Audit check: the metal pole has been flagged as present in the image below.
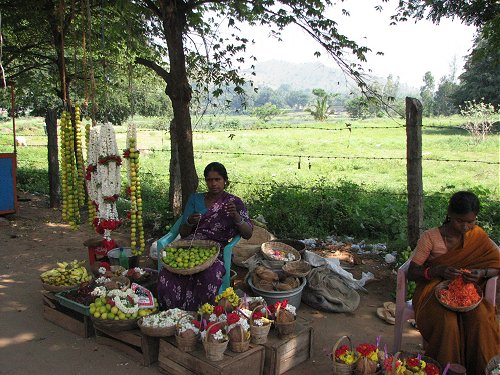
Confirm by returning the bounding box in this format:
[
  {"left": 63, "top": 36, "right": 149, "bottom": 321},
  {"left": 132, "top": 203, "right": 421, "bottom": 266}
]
[{"left": 11, "top": 83, "right": 17, "bottom": 154}]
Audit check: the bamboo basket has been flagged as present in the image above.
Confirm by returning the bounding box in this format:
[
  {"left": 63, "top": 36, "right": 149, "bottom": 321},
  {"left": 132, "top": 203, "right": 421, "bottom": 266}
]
[
  {"left": 261, "top": 241, "right": 301, "bottom": 263},
  {"left": 138, "top": 316, "right": 176, "bottom": 337},
  {"left": 161, "top": 240, "right": 221, "bottom": 275},
  {"left": 175, "top": 314, "right": 199, "bottom": 352},
  {"left": 91, "top": 316, "right": 138, "bottom": 332},
  {"left": 435, "top": 280, "right": 483, "bottom": 312},
  {"left": 203, "top": 322, "right": 228, "bottom": 361},
  {"left": 395, "top": 352, "right": 441, "bottom": 374},
  {"left": 274, "top": 304, "right": 296, "bottom": 337},
  {"left": 250, "top": 304, "right": 272, "bottom": 344},
  {"left": 332, "top": 335, "right": 356, "bottom": 375},
  {"left": 228, "top": 324, "right": 250, "bottom": 353},
  {"left": 282, "top": 260, "right": 312, "bottom": 278},
  {"left": 354, "top": 356, "right": 382, "bottom": 375}
]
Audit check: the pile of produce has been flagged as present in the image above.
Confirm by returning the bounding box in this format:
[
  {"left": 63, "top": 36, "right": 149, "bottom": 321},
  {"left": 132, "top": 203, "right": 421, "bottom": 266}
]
[
  {"left": 162, "top": 246, "right": 218, "bottom": 269},
  {"left": 61, "top": 281, "right": 96, "bottom": 306},
  {"left": 40, "top": 260, "right": 91, "bottom": 286},
  {"left": 437, "top": 275, "right": 481, "bottom": 308},
  {"left": 251, "top": 265, "right": 300, "bottom": 291},
  {"left": 89, "top": 288, "right": 158, "bottom": 320}
]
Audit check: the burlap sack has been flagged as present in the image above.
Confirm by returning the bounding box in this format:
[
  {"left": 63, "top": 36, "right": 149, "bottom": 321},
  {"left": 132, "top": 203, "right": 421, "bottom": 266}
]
[{"left": 302, "top": 265, "right": 360, "bottom": 312}]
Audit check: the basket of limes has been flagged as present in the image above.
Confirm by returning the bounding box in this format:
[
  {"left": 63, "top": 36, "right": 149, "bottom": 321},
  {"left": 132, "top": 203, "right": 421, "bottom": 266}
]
[{"left": 160, "top": 240, "right": 221, "bottom": 275}]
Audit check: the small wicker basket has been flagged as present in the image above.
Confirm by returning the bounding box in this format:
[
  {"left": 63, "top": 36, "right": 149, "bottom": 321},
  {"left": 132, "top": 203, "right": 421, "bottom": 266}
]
[
  {"left": 261, "top": 242, "right": 301, "bottom": 263},
  {"left": 332, "top": 335, "right": 356, "bottom": 375},
  {"left": 274, "top": 305, "right": 296, "bottom": 337},
  {"left": 435, "top": 280, "right": 483, "bottom": 312},
  {"left": 228, "top": 324, "right": 250, "bottom": 353},
  {"left": 161, "top": 240, "right": 221, "bottom": 275},
  {"left": 203, "top": 322, "right": 228, "bottom": 361},
  {"left": 250, "top": 305, "right": 272, "bottom": 344},
  {"left": 282, "top": 260, "right": 312, "bottom": 278},
  {"left": 175, "top": 314, "right": 199, "bottom": 352},
  {"left": 138, "top": 316, "right": 176, "bottom": 337}
]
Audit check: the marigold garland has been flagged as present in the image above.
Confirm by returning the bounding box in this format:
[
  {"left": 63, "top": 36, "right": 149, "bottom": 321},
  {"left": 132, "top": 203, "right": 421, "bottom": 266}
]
[{"left": 438, "top": 275, "right": 481, "bottom": 307}]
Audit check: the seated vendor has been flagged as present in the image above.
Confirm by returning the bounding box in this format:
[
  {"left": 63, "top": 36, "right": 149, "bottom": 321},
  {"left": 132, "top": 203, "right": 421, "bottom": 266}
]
[
  {"left": 407, "top": 191, "right": 500, "bottom": 374},
  {"left": 157, "top": 162, "right": 253, "bottom": 311}
]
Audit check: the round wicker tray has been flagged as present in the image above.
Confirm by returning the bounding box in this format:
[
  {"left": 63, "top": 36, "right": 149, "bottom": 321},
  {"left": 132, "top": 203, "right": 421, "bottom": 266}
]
[
  {"left": 282, "top": 260, "right": 311, "bottom": 278},
  {"left": 161, "top": 240, "right": 220, "bottom": 275},
  {"left": 138, "top": 317, "right": 176, "bottom": 337},
  {"left": 261, "top": 242, "right": 301, "bottom": 263},
  {"left": 91, "top": 316, "right": 138, "bottom": 332},
  {"left": 486, "top": 354, "right": 500, "bottom": 375},
  {"left": 42, "top": 282, "right": 80, "bottom": 293},
  {"left": 435, "top": 280, "right": 483, "bottom": 312}
]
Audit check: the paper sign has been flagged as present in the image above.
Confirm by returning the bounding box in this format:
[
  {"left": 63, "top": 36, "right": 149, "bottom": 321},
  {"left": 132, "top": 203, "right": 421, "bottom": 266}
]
[{"left": 131, "top": 282, "right": 155, "bottom": 309}]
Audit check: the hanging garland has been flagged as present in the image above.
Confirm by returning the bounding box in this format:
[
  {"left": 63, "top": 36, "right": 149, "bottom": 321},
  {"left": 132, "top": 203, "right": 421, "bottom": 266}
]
[
  {"left": 123, "top": 123, "right": 145, "bottom": 255},
  {"left": 74, "top": 104, "right": 86, "bottom": 208},
  {"left": 85, "top": 122, "right": 96, "bottom": 226}
]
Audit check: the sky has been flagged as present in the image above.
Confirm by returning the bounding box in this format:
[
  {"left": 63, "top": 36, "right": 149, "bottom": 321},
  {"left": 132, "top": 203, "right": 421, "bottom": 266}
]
[{"left": 239, "top": 0, "right": 477, "bottom": 88}]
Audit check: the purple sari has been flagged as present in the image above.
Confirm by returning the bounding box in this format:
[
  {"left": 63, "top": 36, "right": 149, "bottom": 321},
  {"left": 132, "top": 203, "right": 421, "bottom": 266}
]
[{"left": 157, "top": 192, "right": 251, "bottom": 311}]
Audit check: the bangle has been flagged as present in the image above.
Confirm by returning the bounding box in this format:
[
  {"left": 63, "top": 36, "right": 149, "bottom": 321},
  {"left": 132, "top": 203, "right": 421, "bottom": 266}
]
[
  {"left": 185, "top": 221, "right": 195, "bottom": 227},
  {"left": 235, "top": 217, "right": 245, "bottom": 226},
  {"left": 423, "top": 267, "right": 432, "bottom": 280}
]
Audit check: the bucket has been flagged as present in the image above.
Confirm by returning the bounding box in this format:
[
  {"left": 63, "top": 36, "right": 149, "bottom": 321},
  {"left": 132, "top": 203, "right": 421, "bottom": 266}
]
[
  {"left": 107, "top": 247, "right": 139, "bottom": 268},
  {"left": 247, "top": 276, "right": 306, "bottom": 309}
]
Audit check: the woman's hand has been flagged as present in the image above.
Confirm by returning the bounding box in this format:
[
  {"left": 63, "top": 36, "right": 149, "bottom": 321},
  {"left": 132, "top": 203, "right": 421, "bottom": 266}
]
[
  {"left": 187, "top": 213, "right": 202, "bottom": 225},
  {"left": 431, "top": 265, "right": 462, "bottom": 280},
  {"left": 462, "top": 269, "right": 486, "bottom": 283},
  {"left": 224, "top": 203, "right": 240, "bottom": 221}
]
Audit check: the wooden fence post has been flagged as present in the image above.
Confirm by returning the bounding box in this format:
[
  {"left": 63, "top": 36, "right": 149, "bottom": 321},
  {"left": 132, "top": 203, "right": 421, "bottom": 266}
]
[
  {"left": 406, "top": 97, "right": 423, "bottom": 249},
  {"left": 46, "top": 108, "right": 60, "bottom": 208}
]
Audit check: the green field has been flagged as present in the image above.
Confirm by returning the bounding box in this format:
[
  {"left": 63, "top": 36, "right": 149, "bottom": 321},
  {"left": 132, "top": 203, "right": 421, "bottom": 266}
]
[{"left": 1, "top": 113, "right": 498, "bottom": 249}]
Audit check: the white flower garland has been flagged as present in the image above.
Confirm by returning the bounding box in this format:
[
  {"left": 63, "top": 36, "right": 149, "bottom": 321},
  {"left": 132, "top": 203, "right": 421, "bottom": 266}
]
[
  {"left": 141, "top": 308, "right": 187, "bottom": 328},
  {"left": 91, "top": 286, "right": 107, "bottom": 297},
  {"left": 95, "top": 276, "right": 111, "bottom": 284},
  {"left": 86, "top": 126, "right": 100, "bottom": 202},
  {"left": 107, "top": 288, "right": 139, "bottom": 315},
  {"left": 228, "top": 317, "right": 250, "bottom": 333},
  {"left": 179, "top": 322, "right": 199, "bottom": 334}
]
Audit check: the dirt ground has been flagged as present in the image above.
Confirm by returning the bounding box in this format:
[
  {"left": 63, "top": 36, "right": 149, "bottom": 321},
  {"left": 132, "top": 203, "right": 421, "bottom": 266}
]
[{"left": 0, "top": 194, "right": 425, "bottom": 375}]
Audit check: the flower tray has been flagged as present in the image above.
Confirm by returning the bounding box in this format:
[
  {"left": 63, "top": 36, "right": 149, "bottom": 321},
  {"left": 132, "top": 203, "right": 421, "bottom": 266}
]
[
  {"left": 55, "top": 289, "right": 91, "bottom": 316},
  {"left": 435, "top": 280, "right": 483, "bottom": 312}
]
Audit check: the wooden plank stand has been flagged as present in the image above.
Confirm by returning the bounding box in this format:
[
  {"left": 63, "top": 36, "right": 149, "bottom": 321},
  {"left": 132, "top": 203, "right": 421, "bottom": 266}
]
[
  {"left": 158, "top": 336, "right": 265, "bottom": 375},
  {"left": 262, "top": 318, "right": 314, "bottom": 375},
  {"left": 94, "top": 328, "right": 159, "bottom": 366},
  {"left": 41, "top": 290, "right": 95, "bottom": 338}
]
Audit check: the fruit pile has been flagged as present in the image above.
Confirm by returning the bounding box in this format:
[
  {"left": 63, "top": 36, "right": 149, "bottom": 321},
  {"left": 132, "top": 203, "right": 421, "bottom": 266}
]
[
  {"left": 40, "top": 260, "right": 91, "bottom": 286},
  {"left": 438, "top": 276, "right": 481, "bottom": 308},
  {"left": 90, "top": 289, "right": 158, "bottom": 320},
  {"left": 62, "top": 282, "right": 96, "bottom": 306},
  {"left": 162, "top": 246, "right": 218, "bottom": 269}
]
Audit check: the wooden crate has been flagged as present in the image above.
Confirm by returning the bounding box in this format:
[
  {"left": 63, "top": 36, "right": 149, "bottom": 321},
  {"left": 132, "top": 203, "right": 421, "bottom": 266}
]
[
  {"left": 158, "top": 336, "right": 265, "bottom": 375},
  {"left": 94, "top": 328, "right": 159, "bottom": 366},
  {"left": 41, "top": 291, "right": 95, "bottom": 338},
  {"left": 262, "top": 318, "right": 314, "bottom": 375}
]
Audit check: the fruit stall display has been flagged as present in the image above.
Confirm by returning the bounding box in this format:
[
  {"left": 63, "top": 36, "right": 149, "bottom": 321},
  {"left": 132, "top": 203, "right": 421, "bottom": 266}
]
[{"left": 40, "top": 260, "right": 92, "bottom": 289}]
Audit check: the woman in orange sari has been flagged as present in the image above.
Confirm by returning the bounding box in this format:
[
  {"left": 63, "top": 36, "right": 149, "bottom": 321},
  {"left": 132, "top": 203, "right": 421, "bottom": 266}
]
[{"left": 408, "top": 191, "right": 500, "bottom": 374}]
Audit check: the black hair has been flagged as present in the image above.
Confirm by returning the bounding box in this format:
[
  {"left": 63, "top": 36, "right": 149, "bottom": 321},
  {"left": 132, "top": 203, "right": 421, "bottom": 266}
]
[
  {"left": 203, "top": 162, "right": 228, "bottom": 182},
  {"left": 448, "top": 191, "right": 480, "bottom": 216}
]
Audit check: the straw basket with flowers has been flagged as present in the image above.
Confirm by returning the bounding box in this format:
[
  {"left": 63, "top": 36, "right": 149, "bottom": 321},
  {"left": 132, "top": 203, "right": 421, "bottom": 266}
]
[
  {"left": 382, "top": 353, "right": 440, "bottom": 375},
  {"left": 226, "top": 312, "right": 251, "bottom": 353},
  {"left": 175, "top": 314, "right": 200, "bottom": 352},
  {"left": 332, "top": 335, "right": 359, "bottom": 375},
  {"left": 249, "top": 305, "right": 272, "bottom": 344},
  {"left": 354, "top": 342, "right": 382, "bottom": 375},
  {"left": 273, "top": 300, "right": 297, "bottom": 337},
  {"left": 203, "top": 322, "right": 229, "bottom": 361},
  {"left": 138, "top": 308, "right": 186, "bottom": 337},
  {"left": 214, "top": 287, "right": 240, "bottom": 312}
]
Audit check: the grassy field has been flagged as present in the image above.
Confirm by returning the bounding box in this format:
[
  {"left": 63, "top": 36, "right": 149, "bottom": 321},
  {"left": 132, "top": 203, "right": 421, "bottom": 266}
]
[{"left": 1, "top": 113, "right": 498, "bottom": 248}]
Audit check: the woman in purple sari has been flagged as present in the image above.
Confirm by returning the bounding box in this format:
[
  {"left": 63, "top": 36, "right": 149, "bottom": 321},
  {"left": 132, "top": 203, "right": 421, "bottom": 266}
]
[{"left": 157, "top": 162, "right": 253, "bottom": 310}]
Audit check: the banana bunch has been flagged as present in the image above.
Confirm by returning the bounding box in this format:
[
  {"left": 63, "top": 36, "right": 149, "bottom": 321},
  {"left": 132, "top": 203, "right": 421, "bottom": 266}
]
[{"left": 40, "top": 260, "right": 91, "bottom": 286}]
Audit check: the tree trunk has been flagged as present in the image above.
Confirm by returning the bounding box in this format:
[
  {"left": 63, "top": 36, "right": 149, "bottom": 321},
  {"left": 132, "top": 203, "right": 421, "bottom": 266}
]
[
  {"left": 162, "top": 1, "right": 198, "bottom": 209},
  {"left": 46, "top": 108, "right": 60, "bottom": 208},
  {"left": 169, "top": 119, "right": 182, "bottom": 216}
]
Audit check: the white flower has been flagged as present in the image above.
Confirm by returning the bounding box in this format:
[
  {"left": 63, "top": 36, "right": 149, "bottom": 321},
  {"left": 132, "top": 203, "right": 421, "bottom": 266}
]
[
  {"left": 228, "top": 317, "right": 250, "bottom": 333},
  {"left": 179, "top": 322, "right": 199, "bottom": 334},
  {"left": 91, "top": 286, "right": 107, "bottom": 297},
  {"left": 213, "top": 330, "right": 225, "bottom": 341},
  {"left": 98, "top": 267, "right": 107, "bottom": 275},
  {"left": 253, "top": 319, "right": 265, "bottom": 326},
  {"left": 95, "top": 276, "right": 111, "bottom": 284},
  {"left": 285, "top": 304, "right": 297, "bottom": 316}
]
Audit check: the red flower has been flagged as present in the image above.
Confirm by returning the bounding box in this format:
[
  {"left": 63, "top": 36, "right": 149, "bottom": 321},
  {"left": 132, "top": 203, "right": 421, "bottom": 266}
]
[
  {"left": 227, "top": 312, "right": 239, "bottom": 325},
  {"left": 406, "top": 357, "right": 420, "bottom": 368},
  {"left": 100, "top": 262, "right": 111, "bottom": 271},
  {"left": 335, "top": 345, "right": 349, "bottom": 358},
  {"left": 192, "top": 320, "right": 201, "bottom": 328},
  {"left": 101, "top": 239, "right": 117, "bottom": 251},
  {"left": 356, "top": 343, "right": 377, "bottom": 357},
  {"left": 425, "top": 363, "right": 440, "bottom": 375},
  {"left": 267, "top": 304, "right": 276, "bottom": 314},
  {"left": 214, "top": 305, "right": 225, "bottom": 317},
  {"left": 208, "top": 323, "right": 221, "bottom": 334},
  {"left": 252, "top": 311, "right": 263, "bottom": 320},
  {"left": 123, "top": 149, "right": 130, "bottom": 159},
  {"left": 126, "top": 269, "right": 135, "bottom": 277}
]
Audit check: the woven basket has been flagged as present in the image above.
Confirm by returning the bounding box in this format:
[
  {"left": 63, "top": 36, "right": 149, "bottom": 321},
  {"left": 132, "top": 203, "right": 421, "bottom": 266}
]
[
  {"left": 282, "top": 260, "right": 312, "bottom": 278},
  {"left": 485, "top": 354, "right": 500, "bottom": 375},
  {"left": 228, "top": 324, "right": 250, "bottom": 353},
  {"left": 354, "top": 356, "right": 382, "bottom": 375},
  {"left": 391, "top": 352, "right": 441, "bottom": 375},
  {"left": 203, "top": 322, "right": 228, "bottom": 361},
  {"left": 275, "top": 305, "right": 296, "bottom": 337},
  {"left": 91, "top": 316, "right": 138, "bottom": 332},
  {"left": 42, "top": 282, "right": 79, "bottom": 293},
  {"left": 104, "top": 276, "right": 130, "bottom": 290},
  {"left": 138, "top": 316, "right": 176, "bottom": 337},
  {"left": 175, "top": 313, "right": 199, "bottom": 352},
  {"left": 161, "top": 240, "right": 220, "bottom": 275},
  {"left": 435, "top": 280, "right": 483, "bottom": 312},
  {"left": 261, "top": 242, "right": 301, "bottom": 266},
  {"left": 250, "top": 305, "right": 272, "bottom": 344},
  {"left": 332, "top": 335, "right": 356, "bottom": 375}
]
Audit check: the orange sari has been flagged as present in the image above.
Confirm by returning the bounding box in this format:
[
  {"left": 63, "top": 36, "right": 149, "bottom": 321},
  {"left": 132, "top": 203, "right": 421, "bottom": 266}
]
[{"left": 413, "top": 226, "right": 500, "bottom": 374}]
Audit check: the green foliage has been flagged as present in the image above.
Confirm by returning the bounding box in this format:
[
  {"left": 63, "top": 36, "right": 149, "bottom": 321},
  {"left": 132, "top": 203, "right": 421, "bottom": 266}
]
[
  {"left": 459, "top": 100, "right": 499, "bottom": 142},
  {"left": 306, "top": 89, "right": 337, "bottom": 121},
  {"left": 433, "top": 77, "right": 458, "bottom": 116},
  {"left": 252, "top": 103, "right": 282, "bottom": 122},
  {"left": 420, "top": 71, "right": 435, "bottom": 117}
]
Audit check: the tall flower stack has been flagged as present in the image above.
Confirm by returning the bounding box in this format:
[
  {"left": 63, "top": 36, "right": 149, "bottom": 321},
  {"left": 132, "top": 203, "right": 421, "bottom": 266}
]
[
  {"left": 123, "top": 122, "right": 145, "bottom": 255},
  {"left": 85, "top": 123, "right": 122, "bottom": 251},
  {"left": 59, "top": 108, "right": 85, "bottom": 229}
]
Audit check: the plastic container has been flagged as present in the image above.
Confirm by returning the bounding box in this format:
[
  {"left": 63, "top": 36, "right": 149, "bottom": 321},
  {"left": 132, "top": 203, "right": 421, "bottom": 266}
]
[
  {"left": 107, "top": 247, "right": 139, "bottom": 268},
  {"left": 247, "top": 276, "right": 306, "bottom": 309},
  {"left": 55, "top": 289, "right": 91, "bottom": 316}
]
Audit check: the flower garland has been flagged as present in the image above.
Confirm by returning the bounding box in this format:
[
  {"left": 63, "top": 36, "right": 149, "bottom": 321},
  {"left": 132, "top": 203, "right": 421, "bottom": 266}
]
[
  {"left": 141, "top": 308, "right": 187, "bottom": 328},
  {"left": 74, "top": 105, "right": 86, "bottom": 208},
  {"left": 107, "top": 288, "right": 139, "bottom": 315},
  {"left": 123, "top": 123, "right": 145, "bottom": 255}
]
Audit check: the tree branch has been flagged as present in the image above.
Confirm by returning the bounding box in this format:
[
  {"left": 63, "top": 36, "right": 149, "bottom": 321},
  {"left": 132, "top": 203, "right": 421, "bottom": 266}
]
[
  {"left": 135, "top": 56, "right": 171, "bottom": 85},
  {"left": 142, "top": 0, "right": 162, "bottom": 18}
]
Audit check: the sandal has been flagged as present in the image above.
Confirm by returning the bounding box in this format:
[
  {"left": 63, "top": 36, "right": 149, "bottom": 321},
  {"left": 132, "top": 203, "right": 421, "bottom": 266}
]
[
  {"left": 383, "top": 301, "right": 396, "bottom": 317},
  {"left": 377, "top": 307, "right": 395, "bottom": 325}
]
